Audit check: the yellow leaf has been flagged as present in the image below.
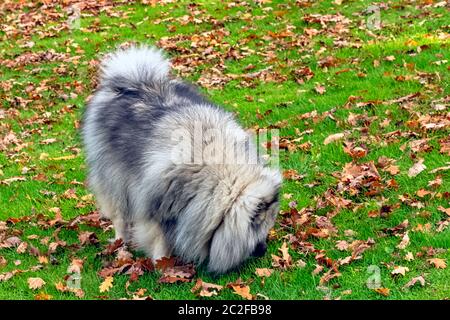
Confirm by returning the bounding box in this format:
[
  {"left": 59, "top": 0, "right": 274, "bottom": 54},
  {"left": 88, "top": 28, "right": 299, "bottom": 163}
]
[
  {"left": 99, "top": 276, "right": 114, "bottom": 293},
  {"left": 48, "top": 155, "right": 76, "bottom": 161}
]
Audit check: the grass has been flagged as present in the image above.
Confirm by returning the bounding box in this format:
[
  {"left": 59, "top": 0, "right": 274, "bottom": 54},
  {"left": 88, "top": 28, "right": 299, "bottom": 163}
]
[{"left": 0, "top": 0, "right": 449, "bottom": 300}]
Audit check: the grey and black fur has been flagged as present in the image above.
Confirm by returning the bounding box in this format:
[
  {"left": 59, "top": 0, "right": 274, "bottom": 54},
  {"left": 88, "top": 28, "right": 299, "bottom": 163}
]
[{"left": 82, "top": 46, "right": 281, "bottom": 273}]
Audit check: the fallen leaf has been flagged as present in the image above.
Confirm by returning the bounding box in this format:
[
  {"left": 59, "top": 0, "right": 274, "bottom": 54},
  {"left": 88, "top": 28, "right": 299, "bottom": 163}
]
[
  {"left": 191, "top": 278, "right": 223, "bottom": 297},
  {"left": 427, "top": 258, "right": 446, "bottom": 269},
  {"left": 34, "top": 292, "right": 53, "bottom": 300},
  {"left": 255, "top": 268, "right": 274, "bottom": 277},
  {"left": 227, "top": 279, "right": 253, "bottom": 300},
  {"left": 99, "top": 276, "right": 114, "bottom": 293},
  {"left": 396, "top": 232, "right": 410, "bottom": 250},
  {"left": 404, "top": 252, "right": 414, "bottom": 261},
  {"left": 28, "top": 277, "right": 46, "bottom": 290},
  {"left": 314, "top": 84, "right": 326, "bottom": 95},
  {"left": 403, "top": 276, "right": 425, "bottom": 289},
  {"left": 437, "top": 206, "right": 450, "bottom": 216},
  {"left": 374, "top": 287, "right": 390, "bottom": 297},
  {"left": 272, "top": 242, "right": 293, "bottom": 269},
  {"left": 67, "top": 258, "right": 84, "bottom": 274},
  {"left": 335, "top": 240, "right": 349, "bottom": 251},
  {"left": 408, "top": 159, "right": 426, "bottom": 177},
  {"left": 391, "top": 266, "right": 409, "bottom": 276},
  {"left": 324, "top": 132, "right": 346, "bottom": 145}
]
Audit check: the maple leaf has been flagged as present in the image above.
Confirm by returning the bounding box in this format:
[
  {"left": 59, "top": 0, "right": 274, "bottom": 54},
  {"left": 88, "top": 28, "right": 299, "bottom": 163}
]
[
  {"left": 158, "top": 262, "right": 196, "bottom": 284},
  {"left": 191, "top": 279, "right": 223, "bottom": 297},
  {"left": 55, "top": 281, "right": 85, "bottom": 298},
  {"left": 384, "top": 164, "right": 400, "bottom": 175},
  {"left": 155, "top": 256, "right": 177, "bottom": 271},
  {"left": 48, "top": 240, "right": 67, "bottom": 254},
  {"left": 437, "top": 206, "right": 450, "bottom": 217},
  {"left": 343, "top": 141, "right": 367, "bottom": 159},
  {"left": 34, "top": 292, "right": 53, "bottom": 300},
  {"left": 101, "top": 238, "right": 124, "bottom": 255},
  {"left": 48, "top": 207, "right": 64, "bottom": 226},
  {"left": 416, "top": 189, "right": 432, "bottom": 198},
  {"left": 335, "top": 240, "right": 349, "bottom": 251},
  {"left": 99, "top": 276, "right": 114, "bottom": 293},
  {"left": 227, "top": 279, "right": 254, "bottom": 300},
  {"left": 404, "top": 252, "right": 414, "bottom": 261},
  {"left": 396, "top": 232, "right": 410, "bottom": 250},
  {"left": 403, "top": 276, "right": 426, "bottom": 289},
  {"left": 272, "top": 242, "right": 293, "bottom": 269},
  {"left": 427, "top": 176, "right": 442, "bottom": 188},
  {"left": 382, "top": 220, "right": 409, "bottom": 236},
  {"left": 391, "top": 266, "right": 409, "bottom": 276},
  {"left": 16, "top": 241, "right": 28, "bottom": 254},
  {"left": 0, "top": 256, "right": 6, "bottom": 267},
  {"left": 374, "top": 288, "right": 390, "bottom": 297},
  {"left": 427, "top": 258, "right": 447, "bottom": 269},
  {"left": 255, "top": 268, "right": 274, "bottom": 278},
  {"left": 67, "top": 258, "right": 84, "bottom": 274},
  {"left": 319, "top": 268, "right": 341, "bottom": 285},
  {"left": 38, "top": 256, "right": 48, "bottom": 264},
  {"left": 28, "top": 277, "right": 46, "bottom": 290},
  {"left": 349, "top": 238, "right": 375, "bottom": 260},
  {"left": 282, "top": 169, "right": 304, "bottom": 181},
  {"left": 312, "top": 264, "right": 324, "bottom": 275},
  {"left": 78, "top": 231, "right": 99, "bottom": 246}
]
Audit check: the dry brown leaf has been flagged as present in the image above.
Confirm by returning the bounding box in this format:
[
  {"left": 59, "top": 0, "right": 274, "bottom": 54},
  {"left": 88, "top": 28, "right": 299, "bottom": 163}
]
[
  {"left": 428, "top": 176, "right": 442, "bottom": 188},
  {"left": 427, "top": 258, "right": 446, "bottom": 269},
  {"left": 28, "top": 277, "right": 46, "bottom": 290},
  {"left": 403, "top": 276, "right": 426, "bottom": 289},
  {"left": 67, "top": 258, "right": 84, "bottom": 274},
  {"left": 408, "top": 159, "right": 426, "bottom": 177},
  {"left": 228, "top": 281, "right": 253, "bottom": 300},
  {"left": 255, "top": 268, "right": 274, "bottom": 278},
  {"left": 0, "top": 256, "right": 6, "bottom": 267},
  {"left": 272, "top": 242, "right": 293, "bottom": 269},
  {"left": 335, "top": 240, "right": 349, "bottom": 251},
  {"left": 16, "top": 241, "right": 28, "bottom": 254},
  {"left": 191, "top": 278, "right": 223, "bottom": 297},
  {"left": 396, "top": 232, "right": 410, "bottom": 250},
  {"left": 391, "top": 266, "right": 409, "bottom": 276},
  {"left": 374, "top": 287, "right": 390, "bottom": 296},
  {"left": 34, "top": 292, "right": 53, "bottom": 300},
  {"left": 437, "top": 206, "right": 450, "bottom": 216},
  {"left": 404, "top": 252, "right": 414, "bottom": 262},
  {"left": 324, "top": 132, "right": 346, "bottom": 145}
]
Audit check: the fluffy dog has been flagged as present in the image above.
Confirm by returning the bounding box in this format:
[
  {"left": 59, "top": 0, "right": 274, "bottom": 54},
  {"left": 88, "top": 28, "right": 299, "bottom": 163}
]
[{"left": 82, "top": 45, "right": 281, "bottom": 273}]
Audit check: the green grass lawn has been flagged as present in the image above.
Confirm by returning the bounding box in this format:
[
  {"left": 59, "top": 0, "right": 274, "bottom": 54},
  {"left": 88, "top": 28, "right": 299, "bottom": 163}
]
[{"left": 0, "top": 0, "right": 449, "bottom": 300}]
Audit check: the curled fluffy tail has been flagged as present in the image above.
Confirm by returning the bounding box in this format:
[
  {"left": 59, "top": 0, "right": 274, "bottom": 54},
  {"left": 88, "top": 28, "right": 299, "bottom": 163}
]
[{"left": 99, "top": 45, "right": 170, "bottom": 89}]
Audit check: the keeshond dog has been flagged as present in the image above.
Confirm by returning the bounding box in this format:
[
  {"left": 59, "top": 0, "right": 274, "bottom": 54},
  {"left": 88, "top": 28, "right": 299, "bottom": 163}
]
[{"left": 82, "top": 45, "right": 281, "bottom": 273}]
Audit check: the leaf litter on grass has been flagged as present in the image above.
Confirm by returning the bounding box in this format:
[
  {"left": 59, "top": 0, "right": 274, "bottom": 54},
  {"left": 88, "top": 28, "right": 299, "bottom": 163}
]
[{"left": 0, "top": 0, "right": 449, "bottom": 300}]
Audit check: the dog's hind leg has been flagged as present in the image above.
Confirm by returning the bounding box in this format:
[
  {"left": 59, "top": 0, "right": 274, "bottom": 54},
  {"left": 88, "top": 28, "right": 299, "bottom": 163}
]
[
  {"left": 131, "top": 218, "right": 171, "bottom": 261},
  {"left": 95, "top": 192, "right": 128, "bottom": 242}
]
